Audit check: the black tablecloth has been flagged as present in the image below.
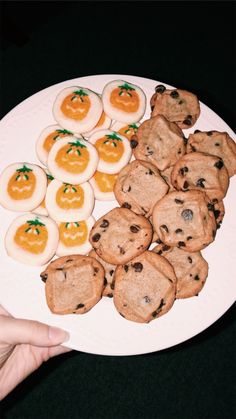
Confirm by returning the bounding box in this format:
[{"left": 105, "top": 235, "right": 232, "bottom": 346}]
[{"left": 0, "top": 2, "right": 235, "bottom": 419}]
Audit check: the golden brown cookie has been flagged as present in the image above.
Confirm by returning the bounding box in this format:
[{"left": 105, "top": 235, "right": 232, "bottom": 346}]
[
  {"left": 41, "top": 255, "right": 104, "bottom": 314},
  {"left": 150, "top": 85, "right": 200, "bottom": 129},
  {"left": 152, "top": 190, "right": 217, "bottom": 252},
  {"left": 89, "top": 207, "right": 153, "bottom": 264},
  {"left": 114, "top": 159, "right": 169, "bottom": 217},
  {"left": 187, "top": 130, "right": 236, "bottom": 177},
  {"left": 132, "top": 115, "right": 185, "bottom": 171},
  {"left": 113, "top": 250, "right": 176, "bottom": 323},
  {"left": 171, "top": 152, "right": 229, "bottom": 202},
  {"left": 88, "top": 249, "right": 116, "bottom": 298},
  {"left": 152, "top": 244, "right": 208, "bottom": 298}
]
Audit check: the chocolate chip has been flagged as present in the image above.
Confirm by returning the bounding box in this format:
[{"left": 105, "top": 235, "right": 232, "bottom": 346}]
[
  {"left": 179, "top": 100, "right": 183, "bottom": 105},
  {"left": 110, "top": 270, "right": 114, "bottom": 276},
  {"left": 132, "top": 262, "right": 143, "bottom": 272},
  {"left": 118, "top": 245, "right": 125, "bottom": 255},
  {"left": 178, "top": 241, "right": 186, "bottom": 247},
  {"left": 122, "top": 202, "right": 131, "bottom": 209},
  {"left": 130, "top": 224, "right": 140, "bottom": 233},
  {"left": 181, "top": 209, "right": 193, "bottom": 221},
  {"left": 190, "top": 144, "right": 197, "bottom": 152},
  {"left": 194, "top": 275, "right": 200, "bottom": 281},
  {"left": 194, "top": 130, "right": 200, "bottom": 134},
  {"left": 152, "top": 299, "right": 165, "bottom": 317},
  {"left": 214, "top": 159, "right": 224, "bottom": 169},
  {"left": 124, "top": 265, "right": 129, "bottom": 272},
  {"left": 207, "top": 203, "right": 214, "bottom": 212},
  {"left": 183, "top": 137, "right": 188, "bottom": 145},
  {"left": 196, "top": 178, "right": 206, "bottom": 188},
  {"left": 146, "top": 169, "right": 154, "bottom": 175},
  {"left": 127, "top": 186, "right": 132, "bottom": 192},
  {"left": 107, "top": 293, "right": 113, "bottom": 298},
  {"left": 100, "top": 219, "right": 109, "bottom": 228},
  {"left": 179, "top": 167, "right": 188, "bottom": 176},
  {"left": 151, "top": 105, "right": 154, "bottom": 111},
  {"left": 212, "top": 229, "right": 217, "bottom": 239},
  {"left": 157, "top": 250, "right": 162, "bottom": 255},
  {"left": 40, "top": 273, "right": 48, "bottom": 283},
  {"left": 66, "top": 259, "right": 73, "bottom": 263},
  {"left": 183, "top": 118, "right": 192, "bottom": 126},
  {"left": 213, "top": 209, "right": 220, "bottom": 219},
  {"left": 187, "top": 236, "right": 193, "bottom": 240},
  {"left": 188, "top": 256, "right": 192, "bottom": 263},
  {"left": 160, "top": 224, "right": 169, "bottom": 233},
  {"left": 110, "top": 282, "right": 115, "bottom": 290},
  {"left": 215, "top": 142, "right": 220, "bottom": 146},
  {"left": 143, "top": 295, "right": 151, "bottom": 303},
  {"left": 162, "top": 245, "right": 171, "bottom": 251},
  {"left": 170, "top": 90, "right": 179, "bottom": 98},
  {"left": 155, "top": 84, "right": 166, "bottom": 93},
  {"left": 56, "top": 268, "right": 64, "bottom": 271},
  {"left": 92, "top": 233, "right": 101, "bottom": 242},
  {"left": 130, "top": 137, "right": 138, "bottom": 149},
  {"left": 175, "top": 228, "right": 183, "bottom": 233},
  {"left": 104, "top": 277, "right": 108, "bottom": 286},
  {"left": 94, "top": 267, "right": 99, "bottom": 273},
  {"left": 175, "top": 198, "right": 184, "bottom": 204},
  {"left": 183, "top": 181, "right": 189, "bottom": 189},
  {"left": 76, "top": 303, "right": 85, "bottom": 309},
  {"left": 207, "top": 131, "right": 213, "bottom": 136}
]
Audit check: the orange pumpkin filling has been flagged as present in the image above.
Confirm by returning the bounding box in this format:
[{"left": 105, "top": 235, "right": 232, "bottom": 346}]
[
  {"left": 110, "top": 83, "right": 139, "bottom": 113},
  {"left": 118, "top": 124, "right": 138, "bottom": 140},
  {"left": 56, "top": 184, "right": 84, "bottom": 209},
  {"left": 59, "top": 221, "right": 88, "bottom": 246},
  {"left": 93, "top": 171, "right": 117, "bottom": 192},
  {"left": 94, "top": 134, "right": 124, "bottom": 163},
  {"left": 55, "top": 140, "right": 89, "bottom": 174},
  {"left": 14, "top": 219, "right": 48, "bottom": 254},
  {"left": 61, "top": 90, "right": 91, "bottom": 120},
  {"left": 7, "top": 165, "right": 36, "bottom": 200}
]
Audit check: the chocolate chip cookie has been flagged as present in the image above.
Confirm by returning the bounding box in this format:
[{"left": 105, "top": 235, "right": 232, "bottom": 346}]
[
  {"left": 113, "top": 250, "right": 176, "bottom": 323},
  {"left": 89, "top": 207, "right": 153, "bottom": 264},
  {"left": 152, "top": 190, "right": 217, "bottom": 252},
  {"left": 171, "top": 152, "right": 229, "bottom": 201},
  {"left": 187, "top": 130, "right": 236, "bottom": 177},
  {"left": 41, "top": 255, "right": 104, "bottom": 314},
  {"left": 114, "top": 159, "right": 169, "bottom": 217},
  {"left": 150, "top": 85, "right": 200, "bottom": 129},
  {"left": 89, "top": 249, "right": 116, "bottom": 298},
  {"left": 152, "top": 244, "right": 208, "bottom": 298},
  {"left": 132, "top": 115, "right": 185, "bottom": 171}
]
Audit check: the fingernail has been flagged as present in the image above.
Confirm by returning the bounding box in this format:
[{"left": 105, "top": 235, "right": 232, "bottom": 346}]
[{"left": 48, "top": 326, "right": 70, "bottom": 342}]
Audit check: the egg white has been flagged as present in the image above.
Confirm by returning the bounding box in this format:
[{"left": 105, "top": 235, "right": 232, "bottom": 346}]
[
  {"left": 102, "top": 80, "right": 146, "bottom": 124},
  {"left": 35, "top": 124, "right": 74, "bottom": 166},
  {"left": 53, "top": 86, "right": 103, "bottom": 134},
  {"left": 89, "top": 172, "right": 116, "bottom": 201},
  {"left": 47, "top": 136, "right": 99, "bottom": 184},
  {"left": 56, "top": 216, "right": 95, "bottom": 257},
  {"left": 88, "top": 129, "right": 132, "bottom": 174},
  {"left": 5, "top": 213, "right": 59, "bottom": 266},
  {"left": 0, "top": 163, "right": 47, "bottom": 212},
  {"left": 45, "top": 179, "right": 94, "bottom": 222},
  {"left": 83, "top": 112, "right": 112, "bottom": 138}
]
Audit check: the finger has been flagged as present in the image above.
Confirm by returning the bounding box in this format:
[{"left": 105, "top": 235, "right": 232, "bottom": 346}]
[
  {"left": 0, "top": 316, "right": 70, "bottom": 347},
  {"left": 0, "top": 305, "right": 11, "bottom": 316},
  {"left": 48, "top": 344, "right": 73, "bottom": 358}
]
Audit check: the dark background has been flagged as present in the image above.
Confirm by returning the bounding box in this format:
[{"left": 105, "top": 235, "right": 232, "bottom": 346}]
[{"left": 0, "top": 2, "right": 235, "bottom": 418}]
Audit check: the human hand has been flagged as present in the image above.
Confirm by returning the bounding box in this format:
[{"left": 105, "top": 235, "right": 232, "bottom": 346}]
[{"left": 0, "top": 305, "right": 71, "bottom": 400}]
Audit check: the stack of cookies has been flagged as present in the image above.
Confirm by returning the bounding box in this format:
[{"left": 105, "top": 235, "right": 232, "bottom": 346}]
[{"left": 42, "top": 83, "right": 236, "bottom": 323}]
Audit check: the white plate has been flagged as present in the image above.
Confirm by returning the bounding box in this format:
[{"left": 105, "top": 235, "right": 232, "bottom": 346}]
[{"left": 0, "top": 74, "right": 235, "bottom": 356}]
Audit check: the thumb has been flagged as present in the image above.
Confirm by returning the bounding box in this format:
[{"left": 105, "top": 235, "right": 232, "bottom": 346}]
[{"left": 0, "top": 315, "right": 70, "bottom": 347}]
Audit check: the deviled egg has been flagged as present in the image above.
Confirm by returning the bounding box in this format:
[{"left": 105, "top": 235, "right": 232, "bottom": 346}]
[
  {"left": 56, "top": 216, "right": 95, "bottom": 257},
  {"left": 36, "top": 124, "right": 74, "bottom": 166}
]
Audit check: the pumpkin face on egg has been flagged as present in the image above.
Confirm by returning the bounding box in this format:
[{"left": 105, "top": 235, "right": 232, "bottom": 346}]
[{"left": 56, "top": 216, "right": 95, "bottom": 256}]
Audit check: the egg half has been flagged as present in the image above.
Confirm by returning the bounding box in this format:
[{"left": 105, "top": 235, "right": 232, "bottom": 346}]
[
  {"left": 89, "top": 171, "right": 117, "bottom": 201},
  {"left": 45, "top": 179, "right": 94, "bottom": 222},
  {"left": 36, "top": 124, "right": 74, "bottom": 166},
  {"left": 102, "top": 80, "right": 146, "bottom": 124},
  {"left": 53, "top": 86, "right": 103, "bottom": 134},
  {"left": 56, "top": 216, "right": 95, "bottom": 257},
  {"left": 88, "top": 130, "right": 132, "bottom": 174},
  {"left": 47, "top": 136, "right": 99, "bottom": 184},
  {"left": 0, "top": 163, "right": 47, "bottom": 212},
  {"left": 111, "top": 121, "right": 140, "bottom": 141},
  {"left": 5, "top": 213, "right": 59, "bottom": 266}
]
